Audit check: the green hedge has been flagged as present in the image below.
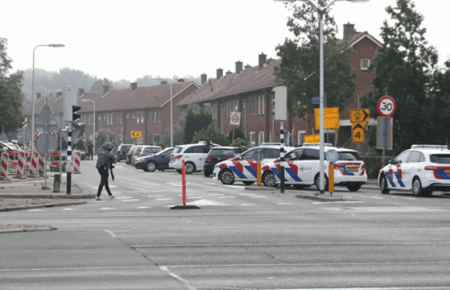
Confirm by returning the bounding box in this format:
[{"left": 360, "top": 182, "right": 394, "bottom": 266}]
[{"left": 360, "top": 154, "right": 396, "bottom": 179}]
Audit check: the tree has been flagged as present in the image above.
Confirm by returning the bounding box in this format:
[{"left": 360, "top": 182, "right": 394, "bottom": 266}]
[
  {"left": 90, "top": 78, "right": 114, "bottom": 92},
  {"left": 192, "top": 123, "right": 230, "bottom": 146},
  {"left": 275, "top": 0, "right": 356, "bottom": 118},
  {"left": 0, "top": 38, "right": 24, "bottom": 132},
  {"left": 183, "top": 109, "right": 213, "bottom": 144},
  {"left": 360, "top": 0, "right": 440, "bottom": 154}
]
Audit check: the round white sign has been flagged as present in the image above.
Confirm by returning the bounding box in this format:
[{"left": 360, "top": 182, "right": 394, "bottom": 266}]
[
  {"left": 377, "top": 95, "right": 396, "bottom": 117},
  {"left": 231, "top": 115, "right": 240, "bottom": 124},
  {"left": 326, "top": 149, "right": 339, "bottom": 164}
]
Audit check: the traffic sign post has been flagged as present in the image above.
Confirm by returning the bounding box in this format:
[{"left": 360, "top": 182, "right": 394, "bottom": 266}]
[
  {"left": 314, "top": 107, "right": 339, "bottom": 130},
  {"left": 352, "top": 122, "right": 365, "bottom": 143},
  {"left": 304, "top": 134, "right": 320, "bottom": 143},
  {"left": 377, "top": 96, "right": 396, "bottom": 165},
  {"left": 131, "top": 130, "right": 143, "bottom": 139}
]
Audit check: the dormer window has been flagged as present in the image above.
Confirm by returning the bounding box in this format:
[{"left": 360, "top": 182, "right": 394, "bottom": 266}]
[{"left": 361, "top": 58, "right": 370, "bottom": 71}]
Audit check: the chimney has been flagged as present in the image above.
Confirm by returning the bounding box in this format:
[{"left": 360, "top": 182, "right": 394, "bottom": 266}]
[
  {"left": 56, "top": 91, "right": 62, "bottom": 99},
  {"left": 201, "top": 73, "right": 207, "bottom": 84},
  {"left": 216, "top": 68, "right": 223, "bottom": 79},
  {"left": 259, "top": 52, "right": 267, "bottom": 69},
  {"left": 235, "top": 61, "right": 243, "bottom": 74},
  {"left": 161, "top": 81, "right": 167, "bottom": 84},
  {"left": 78, "top": 88, "right": 85, "bottom": 97},
  {"left": 102, "top": 85, "right": 109, "bottom": 94},
  {"left": 177, "top": 78, "right": 184, "bottom": 83},
  {"left": 344, "top": 23, "right": 356, "bottom": 41},
  {"left": 226, "top": 70, "right": 232, "bottom": 75},
  {"left": 36, "top": 93, "right": 41, "bottom": 100},
  {"left": 245, "top": 64, "right": 252, "bottom": 70},
  {"left": 130, "top": 82, "right": 138, "bottom": 92}
]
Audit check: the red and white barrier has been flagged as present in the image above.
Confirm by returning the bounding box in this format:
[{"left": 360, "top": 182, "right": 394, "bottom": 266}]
[
  {"left": 8, "top": 151, "right": 18, "bottom": 173},
  {"left": 38, "top": 152, "right": 45, "bottom": 175},
  {"left": 16, "top": 151, "right": 27, "bottom": 179},
  {"left": 1, "top": 151, "right": 10, "bottom": 180},
  {"left": 28, "top": 151, "right": 39, "bottom": 177},
  {"left": 73, "top": 150, "right": 81, "bottom": 173}
]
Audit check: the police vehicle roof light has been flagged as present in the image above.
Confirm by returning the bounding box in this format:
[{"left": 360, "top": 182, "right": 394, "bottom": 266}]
[{"left": 411, "top": 144, "right": 448, "bottom": 150}]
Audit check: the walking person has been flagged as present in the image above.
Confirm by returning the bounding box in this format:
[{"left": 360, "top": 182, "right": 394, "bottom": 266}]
[
  {"left": 87, "top": 141, "right": 94, "bottom": 160},
  {"left": 96, "top": 142, "right": 116, "bottom": 200}
]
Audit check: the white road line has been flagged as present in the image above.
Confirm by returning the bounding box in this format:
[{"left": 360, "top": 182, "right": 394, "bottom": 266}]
[
  {"left": 371, "top": 196, "right": 384, "bottom": 199},
  {"left": 239, "top": 193, "right": 256, "bottom": 196},
  {"left": 203, "top": 182, "right": 218, "bottom": 186},
  {"left": 122, "top": 199, "right": 140, "bottom": 202},
  {"left": 61, "top": 208, "right": 76, "bottom": 211},
  {"left": 99, "top": 207, "right": 114, "bottom": 210},
  {"left": 250, "top": 196, "right": 267, "bottom": 198},
  {"left": 115, "top": 196, "right": 132, "bottom": 199},
  {"left": 137, "top": 206, "right": 150, "bottom": 209},
  {"left": 219, "top": 196, "right": 236, "bottom": 199},
  {"left": 241, "top": 203, "right": 256, "bottom": 206},
  {"left": 27, "top": 209, "right": 43, "bottom": 212},
  {"left": 312, "top": 201, "right": 365, "bottom": 205},
  {"left": 160, "top": 266, "right": 198, "bottom": 290},
  {"left": 277, "top": 203, "right": 293, "bottom": 205},
  {"left": 147, "top": 195, "right": 164, "bottom": 198},
  {"left": 208, "top": 193, "right": 225, "bottom": 196},
  {"left": 156, "top": 198, "right": 173, "bottom": 201}
]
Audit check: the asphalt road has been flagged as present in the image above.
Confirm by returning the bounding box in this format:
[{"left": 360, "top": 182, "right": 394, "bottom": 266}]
[{"left": 1, "top": 159, "right": 450, "bottom": 290}]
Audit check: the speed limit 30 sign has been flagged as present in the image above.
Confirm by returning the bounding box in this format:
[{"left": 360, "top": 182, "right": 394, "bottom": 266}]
[{"left": 377, "top": 95, "right": 396, "bottom": 117}]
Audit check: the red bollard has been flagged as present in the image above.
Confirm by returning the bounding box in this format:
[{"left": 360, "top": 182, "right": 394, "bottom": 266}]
[{"left": 182, "top": 159, "right": 186, "bottom": 206}]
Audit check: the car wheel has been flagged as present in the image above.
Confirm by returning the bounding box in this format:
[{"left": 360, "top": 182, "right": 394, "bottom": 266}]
[
  {"left": 243, "top": 181, "right": 255, "bottom": 186},
  {"left": 176, "top": 169, "right": 182, "bottom": 174},
  {"left": 146, "top": 162, "right": 157, "bottom": 172},
  {"left": 380, "top": 175, "right": 390, "bottom": 194},
  {"left": 262, "top": 171, "right": 277, "bottom": 187},
  {"left": 314, "top": 173, "right": 329, "bottom": 191},
  {"left": 185, "top": 162, "right": 196, "bottom": 174},
  {"left": 346, "top": 183, "right": 361, "bottom": 192},
  {"left": 220, "top": 169, "right": 235, "bottom": 185},
  {"left": 204, "top": 171, "right": 211, "bottom": 177},
  {"left": 412, "top": 177, "right": 425, "bottom": 196}
]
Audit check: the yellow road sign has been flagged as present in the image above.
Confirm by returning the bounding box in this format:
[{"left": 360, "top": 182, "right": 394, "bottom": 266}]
[
  {"left": 315, "top": 107, "right": 340, "bottom": 130},
  {"left": 304, "top": 134, "right": 320, "bottom": 143},
  {"left": 352, "top": 122, "right": 365, "bottom": 143},
  {"left": 350, "top": 108, "right": 370, "bottom": 123},
  {"left": 131, "top": 130, "right": 143, "bottom": 138}
]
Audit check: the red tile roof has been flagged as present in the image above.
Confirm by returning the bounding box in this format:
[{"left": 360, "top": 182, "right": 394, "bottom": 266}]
[{"left": 178, "top": 59, "right": 281, "bottom": 106}]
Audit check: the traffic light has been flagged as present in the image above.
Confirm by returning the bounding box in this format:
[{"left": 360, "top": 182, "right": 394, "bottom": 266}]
[
  {"left": 271, "top": 91, "right": 276, "bottom": 115},
  {"left": 272, "top": 86, "right": 287, "bottom": 121},
  {"left": 72, "top": 105, "right": 81, "bottom": 122}
]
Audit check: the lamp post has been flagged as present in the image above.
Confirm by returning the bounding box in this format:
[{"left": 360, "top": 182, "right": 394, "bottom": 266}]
[
  {"left": 30, "top": 44, "right": 65, "bottom": 158},
  {"left": 81, "top": 99, "right": 96, "bottom": 156},
  {"left": 274, "top": 0, "right": 368, "bottom": 193}
]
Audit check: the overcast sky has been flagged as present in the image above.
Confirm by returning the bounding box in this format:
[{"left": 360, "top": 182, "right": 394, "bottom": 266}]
[{"left": 2, "top": 0, "right": 449, "bottom": 82}]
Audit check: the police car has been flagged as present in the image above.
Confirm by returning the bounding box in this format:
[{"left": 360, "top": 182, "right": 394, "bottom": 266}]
[
  {"left": 261, "top": 143, "right": 367, "bottom": 191},
  {"left": 170, "top": 141, "right": 220, "bottom": 174},
  {"left": 378, "top": 144, "right": 450, "bottom": 196},
  {"left": 213, "top": 144, "right": 295, "bottom": 185}
]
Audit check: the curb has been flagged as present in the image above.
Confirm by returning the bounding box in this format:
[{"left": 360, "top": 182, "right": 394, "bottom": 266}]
[
  {"left": 0, "top": 200, "right": 87, "bottom": 212},
  {"left": 0, "top": 194, "right": 95, "bottom": 199},
  {"left": 0, "top": 227, "right": 54, "bottom": 234}
]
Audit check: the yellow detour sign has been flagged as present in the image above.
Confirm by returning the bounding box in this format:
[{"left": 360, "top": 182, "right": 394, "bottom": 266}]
[
  {"left": 315, "top": 107, "right": 340, "bottom": 130},
  {"left": 131, "top": 130, "right": 143, "bottom": 138},
  {"left": 352, "top": 122, "right": 365, "bottom": 143},
  {"left": 304, "top": 134, "right": 320, "bottom": 143},
  {"left": 350, "top": 108, "right": 370, "bottom": 123}
]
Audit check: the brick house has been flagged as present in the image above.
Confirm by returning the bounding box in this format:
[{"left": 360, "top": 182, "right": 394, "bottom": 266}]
[{"left": 178, "top": 24, "right": 382, "bottom": 149}]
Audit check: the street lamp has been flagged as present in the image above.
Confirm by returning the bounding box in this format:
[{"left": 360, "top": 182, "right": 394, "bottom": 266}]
[
  {"left": 81, "top": 99, "right": 96, "bottom": 156},
  {"left": 30, "top": 44, "right": 65, "bottom": 158},
  {"left": 274, "top": 0, "right": 369, "bottom": 193}
]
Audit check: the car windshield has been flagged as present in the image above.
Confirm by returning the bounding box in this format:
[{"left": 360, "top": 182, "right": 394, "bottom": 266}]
[
  {"left": 430, "top": 154, "right": 450, "bottom": 164},
  {"left": 208, "top": 148, "right": 235, "bottom": 157},
  {"left": 156, "top": 148, "right": 173, "bottom": 156},
  {"left": 338, "top": 151, "right": 361, "bottom": 161}
]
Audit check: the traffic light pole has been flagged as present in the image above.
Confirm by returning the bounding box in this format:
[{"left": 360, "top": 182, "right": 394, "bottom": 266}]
[
  {"left": 66, "top": 122, "right": 72, "bottom": 194},
  {"left": 280, "top": 123, "right": 285, "bottom": 193}
]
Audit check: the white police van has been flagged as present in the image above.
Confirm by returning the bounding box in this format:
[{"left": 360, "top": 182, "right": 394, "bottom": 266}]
[
  {"left": 261, "top": 143, "right": 367, "bottom": 191},
  {"left": 378, "top": 144, "right": 450, "bottom": 196},
  {"left": 213, "top": 144, "right": 295, "bottom": 185}
]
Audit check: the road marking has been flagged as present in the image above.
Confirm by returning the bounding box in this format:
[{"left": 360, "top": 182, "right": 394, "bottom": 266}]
[
  {"left": 93, "top": 185, "right": 118, "bottom": 188},
  {"left": 313, "top": 201, "right": 364, "bottom": 205},
  {"left": 239, "top": 193, "right": 255, "bottom": 196},
  {"left": 61, "top": 208, "right": 76, "bottom": 211},
  {"left": 122, "top": 199, "right": 140, "bottom": 202},
  {"left": 160, "top": 266, "right": 198, "bottom": 290},
  {"left": 137, "top": 206, "right": 150, "bottom": 209},
  {"left": 167, "top": 182, "right": 181, "bottom": 187},
  {"left": 241, "top": 203, "right": 256, "bottom": 206},
  {"left": 203, "top": 182, "right": 218, "bottom": 186},
  {"left": 277, "top": 203, "right": 293, "bottom": 205},
  {"left": 208, "top": 193, "right": 225, "bottom": 196},
  {"left": 99, "top": 207, "right": 114, "bottom": 210},
  {"left": 219, "top": 196, "right": 236, "bottom": 199},
  {"left": 166, "top": 199, "right": 228, "bottom": 207},
  {"left": 27, "top": 209, "right": 43, "bottom": 212},
  {"left": 156, "top": 198, "right": 173, "bottom": 201},
  {"left": 371, "top": 196, "right": 384, "bottom": 199},
  {"left": 348, "top": 206, "right": 447, "bottom": 213},
  {"left": 250, "top": 195, "right": 267, "bottom": 198},
  {"left": 115, "top": 196, "right": 132, "bottom": 199},
  {"left": 147, "top": 195, "right": 164, "bottom": 198}
]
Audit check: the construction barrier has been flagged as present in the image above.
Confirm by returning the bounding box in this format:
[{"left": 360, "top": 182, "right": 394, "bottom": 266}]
[
  {"left": 73, "top": 150, "right": 81, "bottom": 174},
  {"left": 8, "top": 151, "right": 18, "bottom": 174},
  {"left": 16, "top": 151, "right": 27, "bottom": 179},
  {"left": 1, "top": 151, "right": 10, "bottom": 180},
  {"left": 38, "top": 152, "right": 45, "bottom": 175},
  {"left": 28, "top": 151, "right": 39, "bottom": 177}
]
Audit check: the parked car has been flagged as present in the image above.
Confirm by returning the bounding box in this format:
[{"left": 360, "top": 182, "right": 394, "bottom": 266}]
[
  {"left": 378, "top": 144, "right": 450, "bottom": 196},
  {"left": 135, "top": 147, "right": 175, "bottom": 172},
  {"left": 261, "top": 143, "right": 367, "bottom": 191},
  {"left": 170, "top": 141, "right": 220, "bottom": 174},
  {"left": 131, "top": 145, "right": 161, "bottom": 165},
  {"left": 116, "top": 144, "right": 133, "bottom": 162},
  {"left": 213, "top": 144, "right": 295, "bottom": 185},
  {"left": 126, "top": 145, "right": 138, "bottom": 164},
  {"left": 203, "top": 146, "right": 243, "bottom": 177}
]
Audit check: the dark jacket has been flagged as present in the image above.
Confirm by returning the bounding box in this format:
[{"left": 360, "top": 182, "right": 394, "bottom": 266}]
[{"left": 97, "top": 142, "right": 116, "bottom": 169}]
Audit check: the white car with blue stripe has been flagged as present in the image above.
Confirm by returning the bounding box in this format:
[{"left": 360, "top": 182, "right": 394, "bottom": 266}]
[{"left": 378, "top": 144, "right": 450, "bottom": 196}]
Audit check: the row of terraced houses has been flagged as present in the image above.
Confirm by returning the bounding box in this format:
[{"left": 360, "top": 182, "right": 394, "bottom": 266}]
[{"left": 24, "top": 24, "right": 381, "bottom": 151}]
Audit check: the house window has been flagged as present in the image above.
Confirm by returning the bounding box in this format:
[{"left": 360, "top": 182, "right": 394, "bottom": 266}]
[
  {"left": 258, "top": 131, "right": 264, "bottom": 145},
  {"left": 261, "top": 95, "right": 265, "bottom": 115},
  {"left": 298, "top": 130, "right": 306, "bottom": 146},
  {"left": 249, "top": 132, "right": 256, "bottom": 147},
  {"left": 126, "top": 113, "right": 130, "bottom": 119},
  {"left": 361, "top": 58, "right": 370, "bottom": 71},
  {"left": 132, "top": 112, "right": 136, "bottom": 119},
  {"left": 153, "top": 111, "right": 157, "bottom": 124},
  {"left": 148, "top": 111, "right": 152, "bottom": 119},
  {"left": 153, "top": 134, "right": 161, "bottom": 145},
  {"left": 141, "top": 111, "right": 144, "bottom": 124},
  {"left": 88, "top": 114, "right": 91, "bottom": 125},
  {"left": 158, "top": 111, "right": 161, "bottom": 124}
]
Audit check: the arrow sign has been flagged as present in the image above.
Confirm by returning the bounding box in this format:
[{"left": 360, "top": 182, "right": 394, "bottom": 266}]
[
  {"left": 352, "top": 122, "right": 365, "bottom": 143},
  {"left": 131, "top": 130, "right": 143, "bottom": 138},
  {"left": 362, "top": 108, "right": 370, "bottom": 123}
]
